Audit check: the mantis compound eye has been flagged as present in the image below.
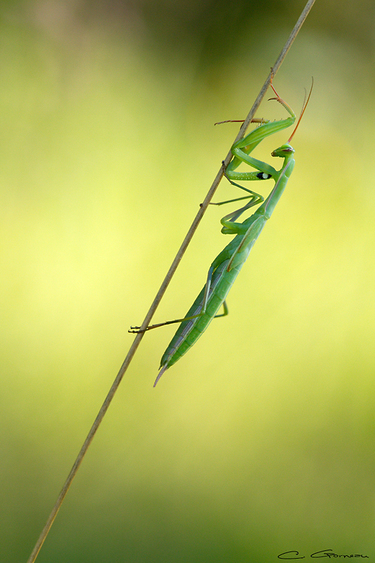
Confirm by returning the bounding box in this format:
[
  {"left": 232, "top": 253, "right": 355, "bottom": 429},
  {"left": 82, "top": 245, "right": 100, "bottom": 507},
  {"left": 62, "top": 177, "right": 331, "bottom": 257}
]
[{"left": 256, "top": 172, "right": 272, "bottom": 180}]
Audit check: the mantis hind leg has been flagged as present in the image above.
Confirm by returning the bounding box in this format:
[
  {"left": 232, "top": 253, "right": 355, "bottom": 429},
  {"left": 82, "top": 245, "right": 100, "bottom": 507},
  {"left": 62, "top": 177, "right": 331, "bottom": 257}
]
[
  {"left": 129, "top": 310, "right": 204, "bottom": 333},
  {"left": 214, "top": 300, "right": 228, "bottom": 318},
  {"left": 129, "top": 267, "right": 228, "bottom": 334},
  {"left": 129, "top": 299, "right": 228, "bottom": 334},
  {"left": 129, "top": 266, "right": 214, "bottom": 333}
]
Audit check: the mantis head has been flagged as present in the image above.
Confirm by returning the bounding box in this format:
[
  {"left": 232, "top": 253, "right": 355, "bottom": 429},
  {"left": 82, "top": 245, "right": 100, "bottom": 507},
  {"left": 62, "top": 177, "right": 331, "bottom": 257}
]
[{"left": 271, "top": 143, "right": 295, "bottom": 158}]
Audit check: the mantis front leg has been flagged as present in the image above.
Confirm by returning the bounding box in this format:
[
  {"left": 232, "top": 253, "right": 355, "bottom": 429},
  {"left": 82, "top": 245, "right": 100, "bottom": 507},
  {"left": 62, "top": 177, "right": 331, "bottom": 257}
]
[{"left": 225, "top": 81, "right": 296, "bottom": 184}]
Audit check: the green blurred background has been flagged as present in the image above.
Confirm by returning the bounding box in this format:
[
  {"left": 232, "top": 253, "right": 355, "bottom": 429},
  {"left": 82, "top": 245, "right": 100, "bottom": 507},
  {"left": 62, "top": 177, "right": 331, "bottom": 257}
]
[{"left": 1, "top": 0, "right": 375, "bottom": 561}]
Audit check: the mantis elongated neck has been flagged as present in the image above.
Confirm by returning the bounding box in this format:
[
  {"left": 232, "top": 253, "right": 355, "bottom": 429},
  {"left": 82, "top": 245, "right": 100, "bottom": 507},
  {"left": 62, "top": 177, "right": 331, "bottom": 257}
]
[{"left": 260, "top": 146, "right": 295, "bottom": 219}]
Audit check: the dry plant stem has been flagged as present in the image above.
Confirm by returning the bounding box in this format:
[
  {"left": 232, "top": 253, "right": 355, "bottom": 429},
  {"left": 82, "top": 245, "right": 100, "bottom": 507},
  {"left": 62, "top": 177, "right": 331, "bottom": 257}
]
[{"left": 26, "top": 1, "right": 316, "bottom": 562}]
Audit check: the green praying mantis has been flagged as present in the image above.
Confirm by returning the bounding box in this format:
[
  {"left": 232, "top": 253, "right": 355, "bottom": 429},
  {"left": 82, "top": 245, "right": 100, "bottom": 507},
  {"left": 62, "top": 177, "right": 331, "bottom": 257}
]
[{"left": 130, "top": 79, "right": 312, "bottom": 386}]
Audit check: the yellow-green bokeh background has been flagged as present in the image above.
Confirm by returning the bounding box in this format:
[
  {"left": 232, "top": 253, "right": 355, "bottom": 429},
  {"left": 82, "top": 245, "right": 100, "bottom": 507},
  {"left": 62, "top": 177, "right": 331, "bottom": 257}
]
[{"left": 2, "top": 1, "right": 375, "bottom": 561}]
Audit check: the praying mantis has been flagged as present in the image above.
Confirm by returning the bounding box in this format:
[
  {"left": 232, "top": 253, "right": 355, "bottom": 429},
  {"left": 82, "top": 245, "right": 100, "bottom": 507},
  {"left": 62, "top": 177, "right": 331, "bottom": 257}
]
[{"left": 130, "top": 80, "right": 312, "bottom": 386}]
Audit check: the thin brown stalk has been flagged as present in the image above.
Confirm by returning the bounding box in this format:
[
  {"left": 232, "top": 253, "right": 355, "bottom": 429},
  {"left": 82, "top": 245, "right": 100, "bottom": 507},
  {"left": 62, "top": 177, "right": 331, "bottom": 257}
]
[{"left": 26, "top": 1, "right": 316, "bottom": 561}]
